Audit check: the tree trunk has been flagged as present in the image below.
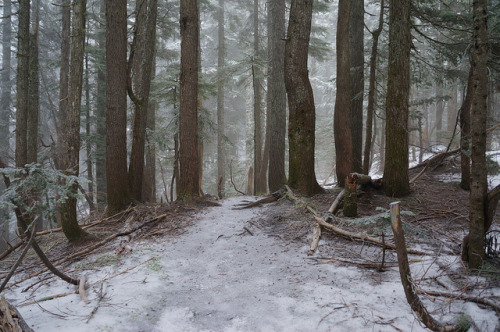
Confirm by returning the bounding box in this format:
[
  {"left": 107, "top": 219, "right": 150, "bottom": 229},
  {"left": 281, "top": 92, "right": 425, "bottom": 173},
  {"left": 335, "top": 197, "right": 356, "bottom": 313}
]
[
  {"left": 128, "top": 0, "right": 158, "bottom": 202},
  {"left": 178, "top": 0, "right": 200, "bottom": 199},
  {"left": 334, "top": 0, "right": 353, "bottom": 187},
  {"left": 60, "top": 0, "right": 87, "bottom": 241},
  {"left": 0, "top": 0, "right": 12, "bottom": 253},
  {"left": 106, "top": 0, "right": 130, "bottom": 214},
  {"left": 95, "top": 0, "right": 106, "bottom": 211},
  {"left": 252, "top": 0, "right": 266, "bottom": 195},
  {"left": 285, "top": 0, "right": 322, "bottom": 196},
  {"left": 468, "top": 0, "right": 488, "bottom": 269},
  {"left": 84, "top": 40, "right": 94, "bottom": 211},
  {"left": 27, "top": 21, "right": 39, "bottom": 166},
  {"left": 349, "top": 0, "right": 364, "bottom": 174},
  {"left": 142, "top": 56, "right": 157, "bottom": 203},
  {"left": 383, "top": 0, "right": 411, "bottom": 197},
  {"left": 58, "top": 0, "right": 70, "bottom": 145},
  {"left": 267, "top": 0, "right": 287, "bottom": 192},
  {"left": 16, "top": 0, "right": 30, "bottom": 170},
  {"left": 363, "top": 0, "right": 384, "bottom": 175},
  {"left": 217, "top": 0, "right": 226, "bottom": 198},
  {"left": 460, "top": 67, "right": 473, "bottom": 191}
]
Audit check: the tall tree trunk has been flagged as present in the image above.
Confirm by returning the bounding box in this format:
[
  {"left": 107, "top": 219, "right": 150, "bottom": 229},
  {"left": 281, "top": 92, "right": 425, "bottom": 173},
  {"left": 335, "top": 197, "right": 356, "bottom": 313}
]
[
  {"left": 383, "top": 0, "right": 411, "bottom": 197},
  {"left": 142, "top": 57, "right": 157, "bottom": 203},
  {"left": 435, "top": 83, "right": 444, "bottom": 134},
  {"left": 467, "top": 0, "right": 488, "bottom": 269},
  {"left": 363, "top": 0, "right": 384, "bottom": 175},
  {"left": 84, "top": 37, "right": 94, "bottom": 211},
  {"left": 58, "top": 0, "right": 70, "bottom": 150},
  {"left": 128, "top": 0, "right": 158, "bottom": 202},
  {"left": 105, "top": 0, "right": 130, "bottom": 214},
  {"left": 95, "top": 0, "right": 106, "bottom": 211},
  {"left": 252, "top": 0, "right": 266, "bottom": 195},
  {"left": 334, "top": 0, "right": 353, "bottom": 187},
  {"left": 27, "top": 17, "right": 39, "bottom": 165},
  {"left": 178, "top": 0, "right": 200, "bottom": 199},
  {"left": 267, "top": 0, "right": 287, "bottom": 192},
  {"left": 217, "top": 0, "right": 226, "bottom": 198},
  {"left": 460, "top": 67, "right": 473, "bottom": 191},
  {"left": 349, "top": 0, "right": 364, "bottom": 173},
  {"left": 60, "top": 0, "right": 87, "bottom": 241},
  {"left": 16, "top": 0, "right": 30, "bottom": 170},
  {"left": 285, "top": 0, "right": 322, "bottom": 196},
  {"left": 0, "top": 0, "right": 13, "bottom": 253}
]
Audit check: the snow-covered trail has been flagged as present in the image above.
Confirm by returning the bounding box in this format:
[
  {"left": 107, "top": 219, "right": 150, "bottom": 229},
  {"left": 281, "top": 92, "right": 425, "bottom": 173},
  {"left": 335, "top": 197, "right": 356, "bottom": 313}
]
[{"left": 10, "top": 196, "right": 498, "bottom": 331}]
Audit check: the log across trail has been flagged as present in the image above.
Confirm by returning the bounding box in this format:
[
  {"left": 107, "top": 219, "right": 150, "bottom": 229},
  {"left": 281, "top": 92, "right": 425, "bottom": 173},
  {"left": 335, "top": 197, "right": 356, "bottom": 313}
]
[{"left": 9, "top": 196, "right": 498, "bottom": 331}]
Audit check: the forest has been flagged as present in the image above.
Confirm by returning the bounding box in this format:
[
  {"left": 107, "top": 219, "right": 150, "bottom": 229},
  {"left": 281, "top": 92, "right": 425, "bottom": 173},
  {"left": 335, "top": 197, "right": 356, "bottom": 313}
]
[{"left": 0, "top": 0, "right": 499, "bottom": 330}]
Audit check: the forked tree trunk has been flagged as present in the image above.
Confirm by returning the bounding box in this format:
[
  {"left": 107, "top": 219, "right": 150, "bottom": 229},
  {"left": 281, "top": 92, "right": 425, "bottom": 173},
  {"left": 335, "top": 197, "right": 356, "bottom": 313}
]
[{"left": 60, "top": 0, "right": 87, "bottom": 241}]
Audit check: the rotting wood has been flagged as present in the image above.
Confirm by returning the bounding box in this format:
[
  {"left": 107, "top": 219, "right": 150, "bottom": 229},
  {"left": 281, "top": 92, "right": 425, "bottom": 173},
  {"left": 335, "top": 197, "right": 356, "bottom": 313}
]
[
  {"left": 390, "top": 201, "right": 456, "bottom": 332},
  {"left": 79, "top": 276, "right": 90, "bottom": 304},
  {"left": 307, "top": 223, "right": 321, "bottom": 256},
  {"left": 0, "top": 295, "right": 34, "bottom": 332},
  {"left": 343, "top": 175, "right": 358, "bottom": 217}
]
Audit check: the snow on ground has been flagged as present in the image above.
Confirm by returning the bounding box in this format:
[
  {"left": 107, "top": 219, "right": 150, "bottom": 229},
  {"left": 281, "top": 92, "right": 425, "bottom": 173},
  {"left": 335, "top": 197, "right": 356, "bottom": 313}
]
[{"left": 6, "top": 196, "right": 500, "bottom": 331}]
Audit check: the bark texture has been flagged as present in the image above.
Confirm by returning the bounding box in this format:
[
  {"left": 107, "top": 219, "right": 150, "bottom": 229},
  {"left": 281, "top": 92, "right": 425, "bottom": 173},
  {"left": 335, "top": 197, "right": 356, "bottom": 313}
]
[
  {"left": 349, "top": 0, "right": 364, "bottom": 174},
  {"left": 60, "top": 0, "right": 87, "bottom": 241},
  {"left": 128, "top": 0, "right": 158, "bottom": 202},
  {"left": 106, "top": 0, "right": 130, "bottom": 214},
  {"left": 468, "top": 0, "right": 488, "bottom": 269},
  {"left": 334, "top": 0, "right": 353, "bottom": 187},
  {"left": 217, "top": 0, "right": 226, "bottom": 197},
  {"left": 460, "top": 67, "right": 473, "bottom": 191},
  {"left": 178, "top": 0, "right": 200, "bottom": 199},
  {"left": 267, "top": 0, "right": 287, "bottom": 192},
  {"left": 363, "top": 0, "right": 384, "bottom": 174},
  {"left": 285, "top": 0, "right": 322, "bottom": 196},
  {"left": 383, "top": 0, "right": 411, "bottom": 197}
]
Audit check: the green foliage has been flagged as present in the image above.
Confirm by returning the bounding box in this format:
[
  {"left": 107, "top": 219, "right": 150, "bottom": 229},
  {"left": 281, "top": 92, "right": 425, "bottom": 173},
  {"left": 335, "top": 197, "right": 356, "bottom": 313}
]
[
  {"left": 455, "top": 314, "right": 472, "bottom": 332},
  {"left": 486, "top": 154, "right": 500, "bottom": 175},
  {"left": 0, "top": 163, "right": 88, "bottom": 222}
]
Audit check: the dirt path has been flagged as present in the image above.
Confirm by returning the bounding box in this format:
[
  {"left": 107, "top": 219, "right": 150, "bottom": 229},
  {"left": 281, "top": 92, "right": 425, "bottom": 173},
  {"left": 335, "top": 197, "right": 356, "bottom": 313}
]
[{"left": 12, "top": 196, "right": 498, "bottom": 331}]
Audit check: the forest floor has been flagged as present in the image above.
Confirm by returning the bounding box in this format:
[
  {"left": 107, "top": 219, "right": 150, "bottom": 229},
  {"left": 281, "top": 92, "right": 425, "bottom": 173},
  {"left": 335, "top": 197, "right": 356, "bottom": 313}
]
[{"left": 1, "top": 162, "right": 500, "bottom": 331}]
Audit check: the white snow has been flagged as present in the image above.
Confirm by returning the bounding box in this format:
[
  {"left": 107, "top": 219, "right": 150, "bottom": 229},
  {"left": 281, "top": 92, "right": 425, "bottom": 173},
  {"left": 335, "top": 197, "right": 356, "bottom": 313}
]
[{"left": 5, "top": 196, "right": 500, "bottom": 331}]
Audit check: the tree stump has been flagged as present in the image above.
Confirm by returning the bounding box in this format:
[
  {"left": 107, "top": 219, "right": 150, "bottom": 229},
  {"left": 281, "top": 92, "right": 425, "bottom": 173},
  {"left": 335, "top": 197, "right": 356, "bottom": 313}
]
[{"left": 343, "top": 175, "right": 358, "bottom": 217}]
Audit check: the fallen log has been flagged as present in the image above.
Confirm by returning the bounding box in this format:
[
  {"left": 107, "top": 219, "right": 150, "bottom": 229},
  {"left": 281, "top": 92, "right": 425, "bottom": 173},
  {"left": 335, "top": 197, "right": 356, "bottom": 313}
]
[
  {"left": 233, "top": 189, "right": 286, "bottom": 209},
  {"left": 315, "top": 215, "right": 427, "bottom": 255}
]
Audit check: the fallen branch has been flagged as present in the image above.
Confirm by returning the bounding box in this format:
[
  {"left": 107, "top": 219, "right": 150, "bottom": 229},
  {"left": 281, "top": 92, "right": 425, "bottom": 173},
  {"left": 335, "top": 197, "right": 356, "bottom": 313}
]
[
  {"left": 0, "top": 240, "right": 25, "bottom": 261},
  {"left": 5, "top": 214, "right": 167, "bottom": 290},
  {"left": 308, "top": 223, "right": 321, "bottom": 256},
  {"left": 409, "top": 148, "right": 460, "bottom": 184},
  {"left": 86, "top": 279, "right": 104, "bottom": 323},
  {"left": 417, "top": 289, "right": 500, "bottom": 314},
  {"left": 315, "top": 216, "right": 427, "bottom": 255},
  {"left": 233, "top": 189, "right": 285, "bottom": 209},
  {"left": 390, "top": 202, "right": 456, "bottom": 332},
  {"left": 19, "top": 291, "right": 78, "bottom": 307},
  {"left": 229, "top": 160, "right": 246, "bottom": 196}
]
